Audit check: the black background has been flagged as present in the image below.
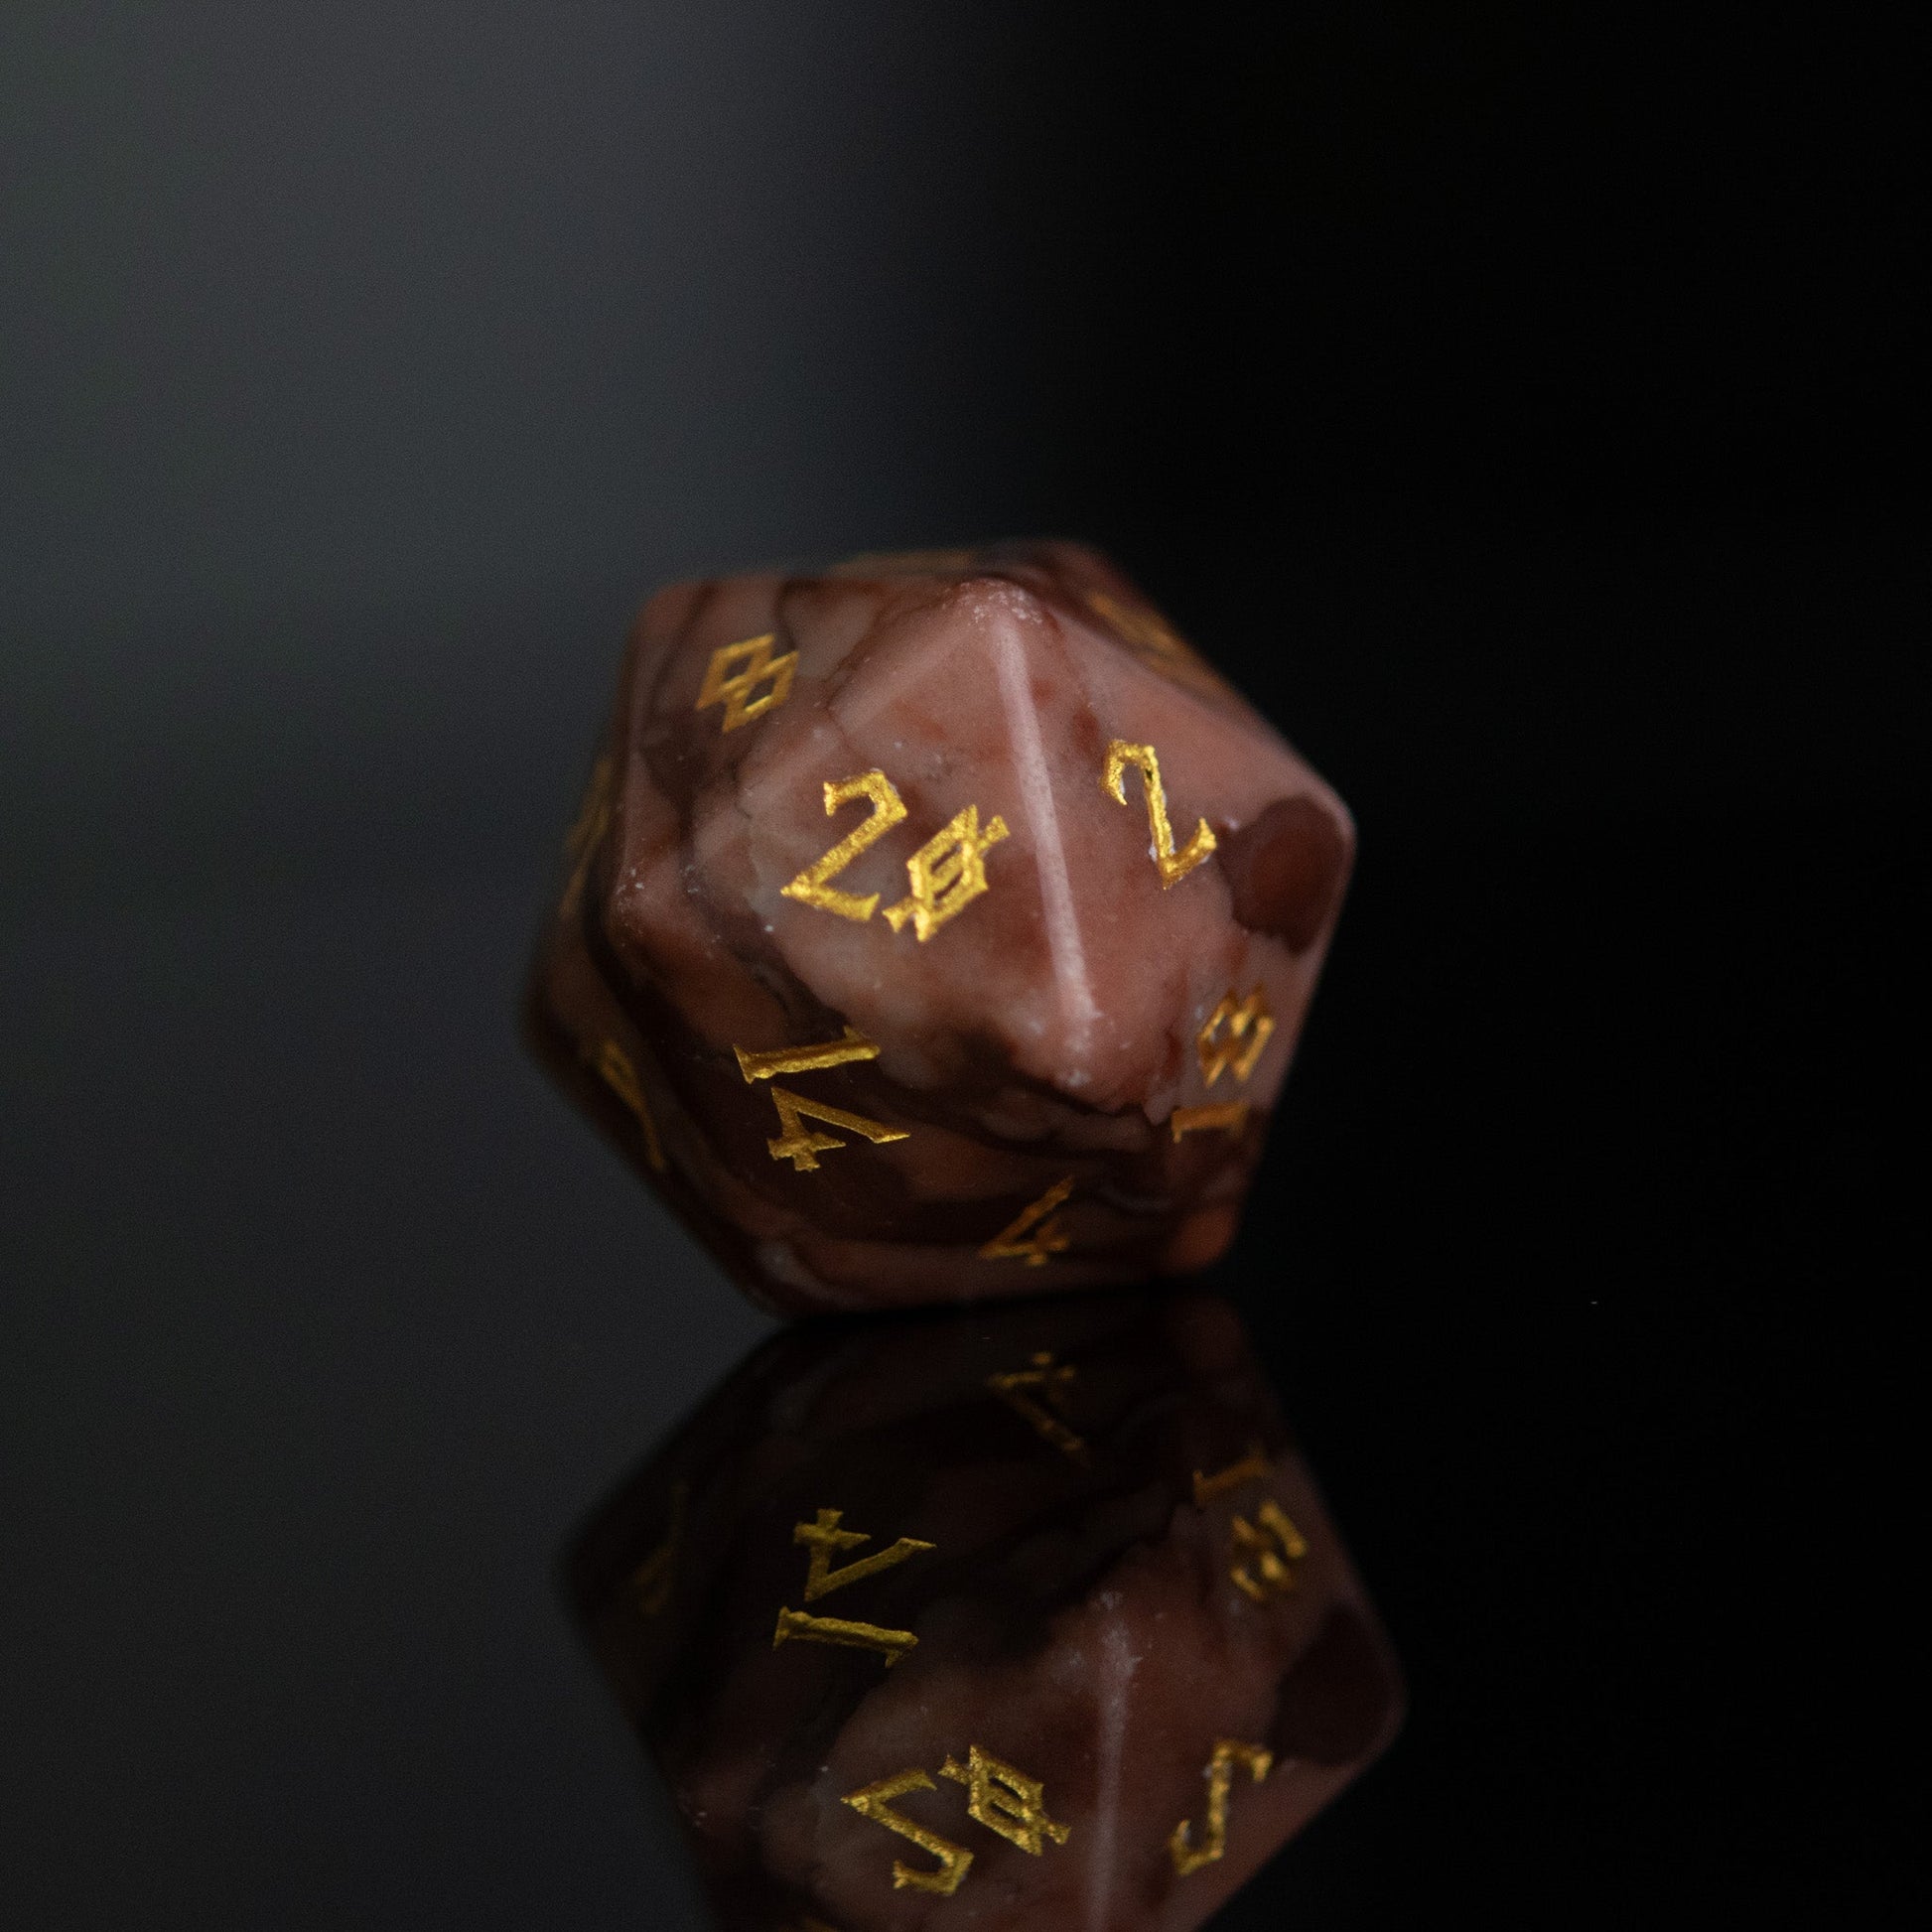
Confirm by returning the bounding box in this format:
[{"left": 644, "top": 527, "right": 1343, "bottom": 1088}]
[{"left": 2, "top": 4, "right": 1920, "bottom": 1927}]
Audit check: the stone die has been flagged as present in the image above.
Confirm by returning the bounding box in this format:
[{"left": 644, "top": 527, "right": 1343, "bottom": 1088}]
[
  {"left": 523, "top": 540, "right": 1354, "bottom": 1313},
  {"left": 566, "top": 1293, "right": 1402, "bottom": 1932}
]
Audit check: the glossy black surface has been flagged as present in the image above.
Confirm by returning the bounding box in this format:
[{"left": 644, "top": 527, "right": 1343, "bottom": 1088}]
[{"left": 569, "top": 1294, "right": 1398, "bottom": 1930}]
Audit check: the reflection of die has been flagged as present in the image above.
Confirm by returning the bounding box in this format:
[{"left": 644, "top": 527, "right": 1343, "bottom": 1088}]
[
  {"left": 523, "top": 540, "right": 1354, "bottom": 1313},
  {"left": 567, "top": 1293, "right": 1403, "bottom": 1932}
]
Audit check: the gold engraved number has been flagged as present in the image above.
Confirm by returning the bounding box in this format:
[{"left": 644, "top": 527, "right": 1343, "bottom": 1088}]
[
  {"left": 1170, "top": 1101, "right": 1248, "bottom": 1142},
  {"left": 772, "top": 1507, "right": 934, "bottom": 1667},
  {"left": 795, "top": 1507, "right": 935, "bottom": 1601},
  {"left": 1197, "top": 988, "right": 1276, "bottom": 1086},
  {"left": 734, "top": 1027, "right": 908, "bottom": 1173},
  {"left": 781, "top": 770, "right": 908, "bottom": 921},
  {"left": 782, "top": 769, "right": 1009, "bottom": 940},
  {"left": 1192, "top": 1443, "right": 1273, "bottom": 1508},
  {"left": 883, "top": 805, "right": 1010, "bottom": 942},
  {"left": 592, "top": 1039, "right": 667, "bottom": 1173},
  {"left": 843, "top": 1745, "right": 1070, "bottom": 1897},
  {"left": 938, "top": 1746, "right": 1071, "bottom": 1856},
  {"left": 733, "top": 1027, "right": 880, "bottom": 1083},
  {"left": 1230, "top": 1501, "right": 1308, "bottom": 1603},
  {"left": 1102, "top": 740, "right": 1217, "bottom": 888},
  {"left": 761, "top": 1092, "right": 907, "bottom": 1172},
  {"left": 697, "top": 631, "right": 798, "bottom": 733},
  {"left": 980, "top": 1175, "right": 1074, "bottom": 1267},
  {"left": 1169, "top": 1739, "right": 1274, "bottom": 1876},
  {"left": 841, "top": 1771, "right": 975, "bottom": 1895},
  {"left": 1191, "top": 1445, "right": 1309, "bottom": 1602},
  {"left": 987, "top": 1350, "right": 1090, "bottom": 1464}
]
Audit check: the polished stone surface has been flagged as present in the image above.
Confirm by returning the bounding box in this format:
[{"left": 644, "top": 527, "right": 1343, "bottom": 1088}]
[
  {"left": 568, "top": 1293, "right": 1401, "bottom": 1931},
  {"left": 525, "top": 542, "right": 1353, "bottom": 1313}
]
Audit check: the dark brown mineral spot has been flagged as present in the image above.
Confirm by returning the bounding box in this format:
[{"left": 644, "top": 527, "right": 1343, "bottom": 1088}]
[
  {"left": 1272, "top": 1604, "right": 1404, "bottom": 1765},
  {"left": 1218, "top": 795, "right": 1352, "bottom": 952}
]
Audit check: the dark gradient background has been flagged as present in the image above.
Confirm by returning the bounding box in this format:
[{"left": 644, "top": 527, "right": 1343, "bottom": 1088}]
[{"left": 2, "top": 5, "right": 1920, "bottom": 1927}]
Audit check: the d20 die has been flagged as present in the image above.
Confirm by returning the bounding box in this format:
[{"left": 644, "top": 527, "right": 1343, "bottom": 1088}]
[
  {"left": 567, "top": 1293, "right": 1402, "bottom": 1931},
  {"left": 524, "top": 541, "right": 1353, "bottom": 1312}
]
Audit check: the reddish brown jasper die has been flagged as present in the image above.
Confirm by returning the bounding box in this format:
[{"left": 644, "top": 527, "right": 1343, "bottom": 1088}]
[
  {"left": 568, "top": 1293, "right": 1402, "bottom": 1932},
  {"left": 524, "top": 541, "right": 1353, "bottom": 1313}
]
